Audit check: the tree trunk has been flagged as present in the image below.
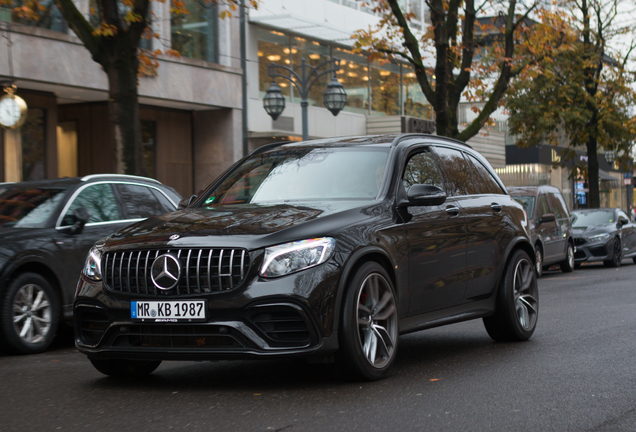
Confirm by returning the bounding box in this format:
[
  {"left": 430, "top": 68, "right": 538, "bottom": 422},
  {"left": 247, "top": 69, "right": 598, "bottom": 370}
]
[
  {"left": 586, "top": 135, "right": 600, "bottom": 209},
  {"left": 103, "top": 39, "right": 145, "bottom": 176}
]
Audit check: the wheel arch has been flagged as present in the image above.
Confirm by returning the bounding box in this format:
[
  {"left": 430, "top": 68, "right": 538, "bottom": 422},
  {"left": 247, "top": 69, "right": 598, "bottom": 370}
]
[
  {"left": 332, "top": 247, "right": 398, "bottom": 333},
  {"left": 0, "top": 261, "right": 63, "bottom": 309},
  {"left": 495, "top": 237, "right": 536, "bottom": 292}
]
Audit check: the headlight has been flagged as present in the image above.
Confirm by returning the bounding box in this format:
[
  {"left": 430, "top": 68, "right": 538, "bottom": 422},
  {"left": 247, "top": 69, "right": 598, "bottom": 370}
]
[
  {"left": 82, "top": 245, "right": 103, "bottom": 281},
  {"left": 260, "top": 238, "right": 335, "bottom": 278},
  {"left": 588, "top": 233, "right": 611, "bottom": 243}
]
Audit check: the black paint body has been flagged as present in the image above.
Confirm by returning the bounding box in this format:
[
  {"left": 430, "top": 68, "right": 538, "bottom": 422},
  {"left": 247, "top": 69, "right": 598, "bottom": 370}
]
[{"left": 74, "top": 134, "right": 534, "bottom": 362}]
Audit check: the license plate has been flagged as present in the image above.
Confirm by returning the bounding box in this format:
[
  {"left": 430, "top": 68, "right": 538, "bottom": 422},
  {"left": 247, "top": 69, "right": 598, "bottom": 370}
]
[{"left": 131, "top": 300, "right": 206, "bottom": 322}]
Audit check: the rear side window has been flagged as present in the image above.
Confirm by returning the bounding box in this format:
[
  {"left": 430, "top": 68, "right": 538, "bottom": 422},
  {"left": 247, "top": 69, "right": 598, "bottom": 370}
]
[
  {"left": 402, "top": 151, "right": 444, "bottom": 191},
  {"left": 62, "top": 183, "right": 120, "bottom": 225},
  {"left": 466, "top": 154, "right": 505, "bottom": 194},
  {"left": 537, "top": 195, "right": 551, "bottom": 220},
  {"left": 116, "top": 184, "right": 169, "bottom": 219},
  {"left": 434, "top": 147, "right": 480, "bottom": 196}
]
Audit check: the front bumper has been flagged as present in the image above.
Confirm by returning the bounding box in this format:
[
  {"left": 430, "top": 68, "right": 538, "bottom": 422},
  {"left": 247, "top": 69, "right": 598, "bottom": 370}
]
[
  {"left": 573, "top": 238, "right": 613, "bottom": 262},
  {"left": 74, "top": 261, "right": 342, "bottom": 361}
]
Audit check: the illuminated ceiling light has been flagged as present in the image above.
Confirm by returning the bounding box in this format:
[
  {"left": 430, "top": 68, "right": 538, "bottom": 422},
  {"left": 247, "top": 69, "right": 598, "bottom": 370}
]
[
  {"left": 340, "top": 60, "right": 347, "bottom": 65},
  {"left": 284, "top": 59, "right": 291, "bottom": 64},
  {"left": 267, "top": 55, "right": 281, "bottom": 62},
  {"left": 271, "top": 31, "right": 285, "bottom": 36},
  {"left": 406, "top": 72, "right": 416, "bottom": 78},
  {"left": 309, "top": 54, "right": 320, "bottom": 60},
  {"left": 362, "top": 76, "right": 369, "bottom": 81},
  {"left": 279, "top": 82, "right": 288, "bottom": 87},
  {"left": 379, "top": 70, "right": 391, "bottom": 76},
  {"left": 291, "top": 48, "right": 298, "bottom": 54},
  {"left": 347, "top": 72, "right": 358, "bottom": 77},
  {"left": 258, "top": 51, "right": 263, "bottom": 57},
  {"left": 380, "top": 86, "right": 385, "bottom": 90},
  {"left": 336, "top": 69, "right": 344, "bottom": 74},
  {"left": 432, "top": 75, "right": 436, "bottom": 79},
  {"left": 283, "top": 48, "right": 290, "bottom": 54},
  {"left": 348, "top": 63, "right": 358, "bottom": 69}
]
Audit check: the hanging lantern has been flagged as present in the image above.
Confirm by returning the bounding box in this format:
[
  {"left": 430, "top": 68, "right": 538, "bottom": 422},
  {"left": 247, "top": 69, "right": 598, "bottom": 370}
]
[
  {"left": 263, "top": 81, "right": 286, "bottom": 121},
  {"left": 323, "top": 76, "right": 347, "bottom": 117}
]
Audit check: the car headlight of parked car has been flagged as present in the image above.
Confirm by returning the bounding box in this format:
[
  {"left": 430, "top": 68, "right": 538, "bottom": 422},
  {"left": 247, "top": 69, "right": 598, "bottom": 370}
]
[
  {"left": 588, "top": 233, "right": 611, "bottom": 243},
  {"left": 260, "top": 237, "right": 335, "bottom": 278},
  {"left": 82, "top": 244, "right": 103, "bottom": 281}
]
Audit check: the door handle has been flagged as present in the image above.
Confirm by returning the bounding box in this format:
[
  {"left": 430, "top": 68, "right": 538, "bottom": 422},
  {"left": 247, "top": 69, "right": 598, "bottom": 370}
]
[
  {"left": 491, "top": 203, "right": 502, "bottom": 212},
  {"left": 446, "top": 206, "right": 460, "bottom": 216}
]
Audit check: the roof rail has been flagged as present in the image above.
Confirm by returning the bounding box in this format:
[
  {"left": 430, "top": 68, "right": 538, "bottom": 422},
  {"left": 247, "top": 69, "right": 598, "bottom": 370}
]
[
  {"left": 248, "top": 141, "right": 290, "bottom": 157},
  {"left": 80, "top": 174, "right": 161, "bottom": 183},
  {"left": 393, "top": 133, "right": 473, "bottom": 149}
]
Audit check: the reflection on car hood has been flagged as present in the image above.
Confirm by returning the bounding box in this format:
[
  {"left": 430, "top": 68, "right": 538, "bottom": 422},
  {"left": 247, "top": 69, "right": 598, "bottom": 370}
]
[
  {"left": 106, "top": 201, "right": 373, "bottom": 250},
  {"left": 572, "top": 225, "right": 613, "bottom": 237}
]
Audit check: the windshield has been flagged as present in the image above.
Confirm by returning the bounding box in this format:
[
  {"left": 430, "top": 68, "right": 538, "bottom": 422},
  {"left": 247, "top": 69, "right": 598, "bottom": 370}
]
[
  {"left": 571, "top": 210, "right": 615, "bottom": 227},
  {"left": 0, "top": 186, "right": 68, "bottom": 228},
  {"left": 200, "top": 147, "right": 390, "bottom": 206},
  {"left": 513, "top": 196, "right": 535, "bottom": 218}
]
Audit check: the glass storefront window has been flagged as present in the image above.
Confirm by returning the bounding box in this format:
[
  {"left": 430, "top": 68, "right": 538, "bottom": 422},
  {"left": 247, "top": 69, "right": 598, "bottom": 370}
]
[
  {"left": 1, "top": 0, "right": 67, "bottom": 33},
  {"left": 370, "top": 61, "right": 401, "bottom": 116},
  {"left": 22, "top": 108, "right": 46, "bottom": 182},
  {"left": 333, "top": 48, "right": 369, "bottom": 115},
  {"left": 403, "top": 68, "right": 433, "bottom": 119},
  {"left": 171, "top": 0, "right": 219, "bottom": 63},
  {"left": 343, "top": 0, "right": 359, "bottom": 9},
  {"left": 258, "top": 29, "right": 292, "bottom": 101}
]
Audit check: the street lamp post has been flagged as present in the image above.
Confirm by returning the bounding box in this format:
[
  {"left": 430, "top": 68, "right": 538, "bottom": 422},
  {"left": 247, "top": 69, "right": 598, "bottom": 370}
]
[{"left": 263, "top": 58, "right": 347, "bottom": 141}]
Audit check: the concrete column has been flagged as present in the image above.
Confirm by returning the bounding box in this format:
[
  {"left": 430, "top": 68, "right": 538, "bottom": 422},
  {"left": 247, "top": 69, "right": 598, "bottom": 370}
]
[{"left": 3, "top": 129, "right": 22, "bottom": 182}]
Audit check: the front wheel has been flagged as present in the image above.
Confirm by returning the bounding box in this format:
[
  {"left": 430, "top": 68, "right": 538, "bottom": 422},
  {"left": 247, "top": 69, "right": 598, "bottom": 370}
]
[
  {"left": 0, "top": 273, "right": 60, "bottom": 354},
  {"left": 603, "top": 238, "right": 622, "bottom": 267},
  {"left": 90, "top": 359, "right": 162, "bottom": 378},
  {"left": 560, "top": 243, "right": 575, "bottom": 273},
  {"left": 483, "top": 249, "right": 538, "bottom": 342},
  {"left": 338, "top": 262, "right": 398, "bottom": 381}
]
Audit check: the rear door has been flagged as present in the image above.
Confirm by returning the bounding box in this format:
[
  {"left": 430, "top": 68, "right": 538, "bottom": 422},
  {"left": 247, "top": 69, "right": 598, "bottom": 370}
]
[
  {"left": 536, "top": 194, "right": 560, "bottom": 261},
  {"left": 547, "top": 192, "right": 570, "bottom": 261}
]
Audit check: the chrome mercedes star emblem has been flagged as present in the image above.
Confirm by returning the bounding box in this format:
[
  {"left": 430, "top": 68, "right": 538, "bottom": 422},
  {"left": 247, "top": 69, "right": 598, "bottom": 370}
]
[
  {"left": 150, "top": 254, "right": 181, "bottom": 290},
  {"left": 169, "top": 234, "right": 180, "bottom": 241}
]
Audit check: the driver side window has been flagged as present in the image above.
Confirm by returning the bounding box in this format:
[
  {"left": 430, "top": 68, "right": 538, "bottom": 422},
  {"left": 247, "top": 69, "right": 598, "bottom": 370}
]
[
  {"left": 402, "top": 151, "right": 444, "bottom": 192},
  {"left": 62, "top": 183, "right": 120, "bottom": 226}
]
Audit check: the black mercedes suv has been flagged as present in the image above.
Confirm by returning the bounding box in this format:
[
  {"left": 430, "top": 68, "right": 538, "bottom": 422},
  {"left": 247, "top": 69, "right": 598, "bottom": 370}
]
[{"left": 75, "top": 134, "right": 537, "bottom": 380}]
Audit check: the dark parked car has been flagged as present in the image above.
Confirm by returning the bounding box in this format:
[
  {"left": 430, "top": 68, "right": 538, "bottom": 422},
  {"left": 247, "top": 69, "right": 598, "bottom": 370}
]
[
  {"left": 571, "top": 208, "right": 636, "bottom": 267},
  {"left": 75, "top": 134, "right": 537, "bottom": 381},
  {"left": 0, "top": 175, "right": 180, "bottom": 354},
  {"left": 508, "top": 186, "right": 574, "bottom": 277}
]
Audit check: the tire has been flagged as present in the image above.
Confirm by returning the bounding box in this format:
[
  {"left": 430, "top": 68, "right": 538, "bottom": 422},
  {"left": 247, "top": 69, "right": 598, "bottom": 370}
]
[
  {"left": 483, "top": 249, "right": 538, "bottom": 342},
  {"left": 534, "top": 246, "right": 543, "bottom": 278},
  {"left": 0, "top": 272, "right": 60, "bottom": 354},
  {"left": 633, "top": 257, "right": 636, "bottom": 264},
  {"left": 574, "top": 263, "right": 581, "bottom": 269},
  {"left": 338, "top": 262, "right": 398, "bottom": 381},
  {"left": 560, "top": 243, "right": 575, "bottom": 273},
  {"left": 90, "top": 359, "right": 162, "bottom": 378},
  {"left": 603, "top": 238, "right": 622, "bottom": 268}
]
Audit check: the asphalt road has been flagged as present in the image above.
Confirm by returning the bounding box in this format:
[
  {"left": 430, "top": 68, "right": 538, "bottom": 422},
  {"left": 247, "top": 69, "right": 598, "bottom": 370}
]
[{"left": 1, "top": 260, "right": 636, "bottom": 432}]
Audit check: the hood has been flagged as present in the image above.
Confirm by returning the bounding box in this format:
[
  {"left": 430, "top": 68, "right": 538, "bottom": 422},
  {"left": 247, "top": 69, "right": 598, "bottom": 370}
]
[
  {"left": 572, "top": 224, "right": 614, "bottom": 237},
  {"left": 105, "top": 201, "right": 375, "bottom": 250}
]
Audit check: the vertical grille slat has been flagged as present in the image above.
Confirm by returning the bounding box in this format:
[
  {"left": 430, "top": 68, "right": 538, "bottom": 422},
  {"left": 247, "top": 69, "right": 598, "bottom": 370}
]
[{"left": 103, "top": 248, "right": 250, "bottom": 297}]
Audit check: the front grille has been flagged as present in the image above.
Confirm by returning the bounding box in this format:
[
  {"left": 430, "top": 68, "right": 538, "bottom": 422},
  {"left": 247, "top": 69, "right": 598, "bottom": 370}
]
[
  {"left": 111, "top": 324, "right": 256, "bottom": 350},
  {"left": 574, "top": 238, "right": 587, "bottom": 246},
  {"left": 103, "top": 248, "right": 250, "bottom": 297}
]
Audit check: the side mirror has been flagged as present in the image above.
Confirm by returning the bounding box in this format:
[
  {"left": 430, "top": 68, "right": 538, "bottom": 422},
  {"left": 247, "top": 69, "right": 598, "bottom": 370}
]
[
  {"left": 399, "top": 184, "right": 446, "bottom": 207},
  {"left": 178, "top": 195, "right": 197, "bottom": 209},
  {"left": 540, "top": 213, "right": 555, "bottom": 223},
  {"left": 619, "top": 218, "right": 629, "bottom": 226},
  {"left": 70, "top": 207, "right": 90, "bottom": 235}
]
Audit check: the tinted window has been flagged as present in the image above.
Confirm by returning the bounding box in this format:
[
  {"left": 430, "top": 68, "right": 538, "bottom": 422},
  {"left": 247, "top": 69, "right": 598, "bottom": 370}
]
[
  {"left": 116, "top": 184, "right": 169, "bottom": 219},
  {"left": 467, "top": 154, "right": 505, "bottom": 194},
  {"left": 464, "top": 155, "right": 490, "bottom": 194},
  {"left": 434, "top": 147, "right": 479, "bottom": 196},
  {"left": 0, "top": 187, "right": 68, "bottom": 228},
  {"left": 151, "top": 188, "right": 177, "bottom": 212},
  {"left": 537, "top": 195, "right": 550, "bottom": 219},
  {"left": 513, "top": 196, "right": 535, "bottom": 218},
  {"left": 402, "top": 151, "right": 444, "bottom": 191},
  {"left": 63, "top": 183, "right": 120, "bottom": 225},
  {"left": 548, "top": 192, "right": 568, "bottom": 221}
]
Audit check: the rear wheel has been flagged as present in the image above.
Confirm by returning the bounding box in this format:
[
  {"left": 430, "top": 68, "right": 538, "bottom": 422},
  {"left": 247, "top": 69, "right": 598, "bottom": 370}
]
[
  {"left": 338, "top": 262, "right": 398, "bottom": 381},
  {"left": 483, "top": 249, "right": 538, "bottom": 342},
  {"left": 560, "top": 243, "right": 575, "bottom": 273},
  {"left": 603, "top": 238, "right": 622, "bottom": 267},
  {"left": 534, "top": 246, "right": 543, "bottom": 278},
  {"left": 0, "top": 272, "right": 60, "bottom": 354},
  {"left": 90, "top": 359, "right": 162, "bottom": 378},
  {"left": 632, "top": 257, "right": 636, "bottom": 264}
]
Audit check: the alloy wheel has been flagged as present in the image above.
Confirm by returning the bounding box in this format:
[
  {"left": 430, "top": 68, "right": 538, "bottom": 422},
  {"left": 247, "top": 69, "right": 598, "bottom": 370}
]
[
  {"left": 513, "top": 258, "right": 538, "bottom": 331},
  {"left": 355, "top": 273, "right": 398, "bottom": 369},
  {"left": 12, "top": 284, "right": 52, "bottom": 344},
  {"left": 535, "top": 248, "right": 543, "bottom": 277},
  {"left": 567, "top": 245, "right": 574, "bottom": 269},
  {"left": 613, "top": 239, "right": 622, "bottom": 266}
]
